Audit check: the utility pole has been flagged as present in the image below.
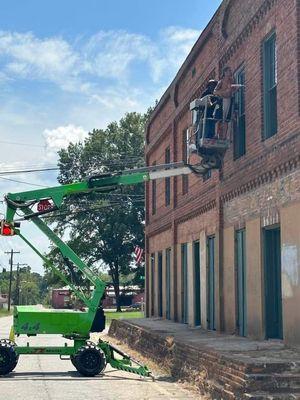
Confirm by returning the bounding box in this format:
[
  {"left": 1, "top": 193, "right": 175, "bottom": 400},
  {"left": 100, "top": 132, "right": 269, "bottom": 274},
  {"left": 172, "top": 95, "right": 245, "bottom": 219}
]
[
  {"left": 5, "top": 250, "right": 20, "bottom": 311},
  {"left": 13, "top": 263, "right": 28, "bottom": 305}
]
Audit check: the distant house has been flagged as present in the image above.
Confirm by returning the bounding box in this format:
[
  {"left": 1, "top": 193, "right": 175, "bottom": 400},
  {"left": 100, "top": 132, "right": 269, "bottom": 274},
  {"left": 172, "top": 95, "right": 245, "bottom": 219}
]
[
  {"left": 102, "top": 285, "right": 144, "bottom": 308},
  {"left": 0, "top": 294, "right": 8, "bottom": 310},
  {"left": 51, "top": 289, "right": 71, "bottom": 309},
  {"left": 51, "top": 286, "right": 144, "bottom": 309}
]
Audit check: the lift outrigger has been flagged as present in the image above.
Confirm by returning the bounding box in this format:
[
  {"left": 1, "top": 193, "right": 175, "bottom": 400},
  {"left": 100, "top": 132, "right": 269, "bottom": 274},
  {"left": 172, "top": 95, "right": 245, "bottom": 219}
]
[{"left": 0, "top": 161, "right": 197, "bottom": 378}]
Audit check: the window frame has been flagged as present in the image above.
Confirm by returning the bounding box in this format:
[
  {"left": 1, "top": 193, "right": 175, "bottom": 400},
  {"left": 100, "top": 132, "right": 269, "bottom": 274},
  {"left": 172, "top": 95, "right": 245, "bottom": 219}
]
[
  {"left": 262, "top": 31, "right": 278, "bottom": 140},
  {"left": 151, "top": 161, "right": 156, "bottom": 215},
  {"left": 233, "top": 65, "right": 246, "bottom": 159},
  {"left": 165, "top": 147, "right": 171, "bottom": 206},
  {"left": 182, "top": 129, "right": 189, "bottom": 195}
]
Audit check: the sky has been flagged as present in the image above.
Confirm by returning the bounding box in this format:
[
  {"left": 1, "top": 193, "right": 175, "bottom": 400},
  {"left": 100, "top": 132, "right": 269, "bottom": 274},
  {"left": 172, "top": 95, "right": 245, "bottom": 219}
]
[{"left": 0, "top": 0, "right": 222, "bottom": 275}]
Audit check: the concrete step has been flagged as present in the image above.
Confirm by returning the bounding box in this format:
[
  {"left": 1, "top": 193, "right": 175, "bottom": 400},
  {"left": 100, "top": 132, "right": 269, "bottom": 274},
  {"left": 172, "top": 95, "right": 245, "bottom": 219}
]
[
  {"left": 243, "top": 392, "right": 300, "bottom": 400},
  {"left": 248, "top": 373, "right": 300, "bottom": 392},
  {"left": 217, "top": 371, "right": 300, "bottom": 393}
]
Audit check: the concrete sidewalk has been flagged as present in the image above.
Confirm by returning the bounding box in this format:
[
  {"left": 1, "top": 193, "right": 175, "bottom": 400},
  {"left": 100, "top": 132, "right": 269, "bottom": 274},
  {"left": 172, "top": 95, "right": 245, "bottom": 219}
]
[{"left": 109, "top": 318, "right": 300, "bottom": 399}]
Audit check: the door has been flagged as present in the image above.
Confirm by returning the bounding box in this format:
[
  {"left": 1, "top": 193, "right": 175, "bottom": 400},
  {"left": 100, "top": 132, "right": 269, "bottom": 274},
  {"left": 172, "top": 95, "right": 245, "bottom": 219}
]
[
  {"left": 166, "top": 248, "right": 171, "bottom": 319},
  {"left": 193, "top": 241, "right": 201, "bottom": 326},
  {"left": 207, "top": 236, "right": 215, "bottom": 330},
  {"left": 151, "top": 254, "right": 155, "bottom": 316},
  {"left": 181, "top": 243, "right": 188, "bottom": 324},
  {"left": 158, "top": 252, "right": 163, "bottom": 317},
  {"left": 236, "top": 229, "right": 247, "bottom": 336},
  {"left": 264, "top": 227, "right": 282, "bottom": 339}
]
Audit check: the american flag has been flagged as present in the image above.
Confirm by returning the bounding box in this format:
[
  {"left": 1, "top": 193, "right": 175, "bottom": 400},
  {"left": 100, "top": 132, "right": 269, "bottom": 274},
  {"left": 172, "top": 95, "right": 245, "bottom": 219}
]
[{"left": 134, "top": 246, "right": 144, "bottom": 264}]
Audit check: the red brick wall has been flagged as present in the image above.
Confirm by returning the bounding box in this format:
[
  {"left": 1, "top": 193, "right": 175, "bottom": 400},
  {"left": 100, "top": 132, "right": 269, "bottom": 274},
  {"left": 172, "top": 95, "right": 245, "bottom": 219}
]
[
  {"left": 146, "top": 0, "right": 300, "bottom": 253},
  {"left": 145, "top": 0, "right": 300, "bottom": 337}
]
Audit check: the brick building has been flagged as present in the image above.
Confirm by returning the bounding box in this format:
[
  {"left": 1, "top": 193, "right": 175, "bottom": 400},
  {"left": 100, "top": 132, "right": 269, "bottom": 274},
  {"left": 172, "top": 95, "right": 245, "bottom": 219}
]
[{"left": 145, "top": 0, "right": 300, "bottom": 346}]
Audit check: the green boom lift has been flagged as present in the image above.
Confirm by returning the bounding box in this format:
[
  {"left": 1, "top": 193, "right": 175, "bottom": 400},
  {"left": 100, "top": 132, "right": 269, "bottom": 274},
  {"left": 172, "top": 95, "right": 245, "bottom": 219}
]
[{"left": 0, "top": 161, "right": 195, "bottom": 378}]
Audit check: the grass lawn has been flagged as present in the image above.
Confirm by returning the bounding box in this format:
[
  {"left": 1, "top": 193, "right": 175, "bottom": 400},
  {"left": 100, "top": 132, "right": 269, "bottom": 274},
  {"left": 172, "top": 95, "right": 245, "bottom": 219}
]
[
  {"left": 0, "top": 310, "right": 12, "bottom": 318},
  {"left": 105, "top": 310, "right": 143, "bottom": 327}
]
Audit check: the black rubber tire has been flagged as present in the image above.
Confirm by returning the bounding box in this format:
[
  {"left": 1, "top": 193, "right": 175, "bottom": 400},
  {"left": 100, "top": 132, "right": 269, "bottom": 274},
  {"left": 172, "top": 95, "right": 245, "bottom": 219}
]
[
  {"left": 0, "top": 342, "right": 18, "bottom": 375},
  {"left": 70, "top": 355, "right": 77, "bottom": 368},
  {"left": 0, "top": 339, "right": 15, "bottom": 345},
  {"left": 74, "top": 344, "right": 106, "bottom": 377}
]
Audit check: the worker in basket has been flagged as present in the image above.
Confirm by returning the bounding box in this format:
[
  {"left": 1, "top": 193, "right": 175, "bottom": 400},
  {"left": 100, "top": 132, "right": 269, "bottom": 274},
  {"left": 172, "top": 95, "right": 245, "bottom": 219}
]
[
  {"left": 213, "top": 66, "right": 243, "bottom": 140},
  {"left": 189, "top": 79, "right": 219, "bottom": 153},
  {"left": 199, "top": 79, "right": 219, "bottom": 140}
]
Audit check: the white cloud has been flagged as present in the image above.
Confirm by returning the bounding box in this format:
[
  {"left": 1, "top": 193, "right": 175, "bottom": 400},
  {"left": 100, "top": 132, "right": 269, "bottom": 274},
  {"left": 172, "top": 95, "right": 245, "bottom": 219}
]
[
  {"left": 43, "top": 124, "right": 88, "bottom": 150},
  {"left": 152, "top": 26, "right": 200, "bottom": 81},
  {"left": 163, "top": 26, "right": 200, "bottom": 43},
  {"left": 83, "top": 30, "right": 156, "bottom": 80},
  {"left": 0, "top": 26, "right": 199, "bottom": 91},
  {"left": 0, "top": 31, "right": 79, "bottom": 83}
]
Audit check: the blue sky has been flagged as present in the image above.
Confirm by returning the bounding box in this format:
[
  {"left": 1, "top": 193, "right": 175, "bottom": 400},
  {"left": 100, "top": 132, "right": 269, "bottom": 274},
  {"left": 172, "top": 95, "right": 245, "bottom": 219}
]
[{"left": 0, "top": 0, "right": 222, "bottom": 274}]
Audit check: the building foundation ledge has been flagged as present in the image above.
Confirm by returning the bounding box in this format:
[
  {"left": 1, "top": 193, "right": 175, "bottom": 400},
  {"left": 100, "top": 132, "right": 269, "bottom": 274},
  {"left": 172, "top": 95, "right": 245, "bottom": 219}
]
[{"left": 108, "top": 318, "right": 300, "bottom": 399}]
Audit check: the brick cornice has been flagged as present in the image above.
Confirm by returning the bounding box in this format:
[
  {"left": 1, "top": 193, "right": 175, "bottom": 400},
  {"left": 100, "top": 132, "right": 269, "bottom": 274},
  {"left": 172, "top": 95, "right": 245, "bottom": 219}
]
[
  {"left": 175, "top": 199, "right": 216, "bottom": 225},
  {"left": 146, "top": 196, "right": 217, "bottom": 238},
  {"left": 222, "top": 131, "right": 300, "bottom": 184},
  {"left": 219, "top": 0, "right": 277, "bottom": 68},
  {"left": 221, "top": 137, "right": 300, "bottom": 204},
  {"left": 146, "top": 222, "right": 172, "bottom": 239}
]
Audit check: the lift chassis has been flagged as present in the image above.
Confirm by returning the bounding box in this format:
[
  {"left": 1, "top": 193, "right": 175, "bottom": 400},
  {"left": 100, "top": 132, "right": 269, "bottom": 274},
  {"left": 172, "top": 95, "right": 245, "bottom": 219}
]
[{"left": 0, "top": 162, "right": 193, "bottom": 378}]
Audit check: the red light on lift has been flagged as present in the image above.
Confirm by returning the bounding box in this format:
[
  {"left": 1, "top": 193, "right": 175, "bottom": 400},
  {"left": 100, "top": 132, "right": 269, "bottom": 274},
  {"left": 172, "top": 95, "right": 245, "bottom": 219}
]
[
  {"left": 2, "top": 225, "right": 12, "bottom": 236},
  {"left": 2, "top": 225, "right": 12, "bottom": 235},
  {"left": 0, "top": 221, "right": 16, "bottom": 236}
]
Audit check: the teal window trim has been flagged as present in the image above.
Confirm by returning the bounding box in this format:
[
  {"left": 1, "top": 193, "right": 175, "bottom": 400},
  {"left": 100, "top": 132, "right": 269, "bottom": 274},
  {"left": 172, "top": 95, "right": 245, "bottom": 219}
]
[
  {"left": 150, "top": 253, "right": 155, "bottom": 315},
  {"left": 182, "top": 129, "right": 189, "bottom": 194},
  {"left": 152, "top": 162, "right": 156, "bottom": 215},
  {"left": 165, "top": 147, "right": 171, "bottom": 206},
  {"left": 181, "top": 243, "right": 188, "bottom": 324},
  {"left": 234, "top": 65, "right": 246, "bottom": 159},
  {"left": 235, "top": 228, "right": 247, "bottom": 337},
  {"left": 262, "top": 31, "right": 278, "bottom": 139}
]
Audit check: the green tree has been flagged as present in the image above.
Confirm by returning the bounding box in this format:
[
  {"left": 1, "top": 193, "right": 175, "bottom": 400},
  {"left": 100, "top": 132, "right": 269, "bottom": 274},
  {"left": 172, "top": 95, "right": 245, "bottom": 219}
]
[
  {"left": 0, "top": 267, "right": 45, "bottom": 306},
  {"left": 47, "top": 112, "right": 148, "bottom": 311},
  {"left": 20, "top": 281, "right": 40, "bottom": 305}
]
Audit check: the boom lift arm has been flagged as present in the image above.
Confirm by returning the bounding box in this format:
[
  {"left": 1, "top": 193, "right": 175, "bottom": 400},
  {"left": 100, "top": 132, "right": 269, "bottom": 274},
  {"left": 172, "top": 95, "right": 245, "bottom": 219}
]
[
  {"left": 4, "top": 161, "right": 192, "bottom": 308},
  {"left": 0, "top": 161, "right": 193, "bottom": 378}
]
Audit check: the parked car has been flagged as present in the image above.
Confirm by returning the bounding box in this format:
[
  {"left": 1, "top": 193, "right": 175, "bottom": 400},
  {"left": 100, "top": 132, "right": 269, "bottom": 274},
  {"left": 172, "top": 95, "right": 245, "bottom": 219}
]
[{"left": 129, "top": 302, "right": 142, "bottom": 310}]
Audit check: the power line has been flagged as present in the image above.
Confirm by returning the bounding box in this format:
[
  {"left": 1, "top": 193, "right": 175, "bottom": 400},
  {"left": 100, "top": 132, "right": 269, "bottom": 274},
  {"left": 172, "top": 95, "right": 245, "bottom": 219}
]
[
  {"left": 0, "top": 139, "right": 145, "bottom": 158},
  {"left": 0, "top": 163, "right": 58, "bottom": 170},
  {"left": 41, "top": 200, "right": 145, "bottom": 220},
  {"left": 0, "top": 158, "right": 144, "bottom": 176},
  {"left": 0, "top": 140, "right": 45, "bottom": 148},
  {"left": 0, "top": 167, "right": 59, "bottom": 175},
  {"left": 0, "top": 176, "right": 48, "bottom": 187}
]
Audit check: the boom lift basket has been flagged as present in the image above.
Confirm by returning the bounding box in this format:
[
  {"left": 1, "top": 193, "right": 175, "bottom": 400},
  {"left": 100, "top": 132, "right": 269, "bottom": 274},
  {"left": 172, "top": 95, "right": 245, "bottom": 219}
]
[{"left": 188, "top": 94, "right": 230, "bottom": 169}]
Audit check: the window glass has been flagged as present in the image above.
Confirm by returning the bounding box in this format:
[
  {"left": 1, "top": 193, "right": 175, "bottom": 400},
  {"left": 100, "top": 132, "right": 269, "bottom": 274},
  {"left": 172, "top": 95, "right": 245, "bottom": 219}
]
[
  {"left": 165, "top": 148, "right": 171, "bottom": 206},
  {"left": 234, "top": 66, "right": 246, "bottom": 158},
  {"left": 263, "top": 32, "right": 277, "bottom": 139},
  {"left": 152, "top": 162, "right": 156, "bottom": 214},
  {"left": 182, "top": 129, "right": 189, "bottom": 194}
]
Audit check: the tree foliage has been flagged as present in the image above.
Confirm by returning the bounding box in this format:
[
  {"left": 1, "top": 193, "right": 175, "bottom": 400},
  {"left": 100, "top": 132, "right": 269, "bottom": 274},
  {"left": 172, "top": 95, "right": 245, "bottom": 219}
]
[
  {"left": 46, "top": 112, "right": 148, "bottom": 310},
  {"left": 0, "top": 266, "right": 48, "bottom": 306}
]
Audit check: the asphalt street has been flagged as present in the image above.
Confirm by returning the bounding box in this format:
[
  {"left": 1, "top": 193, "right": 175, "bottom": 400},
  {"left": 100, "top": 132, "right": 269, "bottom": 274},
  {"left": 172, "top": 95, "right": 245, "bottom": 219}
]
[{"left": 0, "top": 316, "right": 200, "bottom": 400}]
